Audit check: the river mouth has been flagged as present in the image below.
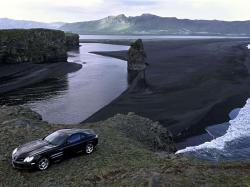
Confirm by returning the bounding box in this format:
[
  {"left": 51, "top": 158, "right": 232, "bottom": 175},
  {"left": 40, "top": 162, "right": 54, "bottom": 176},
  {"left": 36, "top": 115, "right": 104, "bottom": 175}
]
[
  {"left": 1, "top": 38, "right": 250, "bottom": 161},
  {"left": 0, "top": 43, "right": 129, "bottom": 124}
]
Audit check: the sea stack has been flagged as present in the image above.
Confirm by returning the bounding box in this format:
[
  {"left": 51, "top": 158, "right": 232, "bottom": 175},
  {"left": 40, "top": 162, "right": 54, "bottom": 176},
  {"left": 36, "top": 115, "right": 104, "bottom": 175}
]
[{"left": 127, "top": 39, "right": 147, "bottom": 71}]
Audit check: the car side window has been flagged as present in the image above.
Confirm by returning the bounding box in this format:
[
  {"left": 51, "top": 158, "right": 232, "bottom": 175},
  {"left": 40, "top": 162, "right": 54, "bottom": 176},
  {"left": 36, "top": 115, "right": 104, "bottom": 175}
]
[
  {"left": 67, "top": 134, "right": 81, "bottom": 144},
  {"left": 80, "top": 133, "right": 86, "bottom": 139}
]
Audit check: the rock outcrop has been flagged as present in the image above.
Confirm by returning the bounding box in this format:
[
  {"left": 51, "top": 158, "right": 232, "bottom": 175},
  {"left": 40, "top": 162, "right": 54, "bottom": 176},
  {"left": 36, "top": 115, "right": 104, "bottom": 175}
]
[
  {"left": 114, "top": 112, "right": 177, "bottom": 153},
  {"left": 0, "top": 29, "right": 79, "bottom": 64},
  {"left": 65, "top": 32, "right": 79, "bottom": 49},
  {"left": 127, "top": 39, "right": 147, "bottom": 71}
]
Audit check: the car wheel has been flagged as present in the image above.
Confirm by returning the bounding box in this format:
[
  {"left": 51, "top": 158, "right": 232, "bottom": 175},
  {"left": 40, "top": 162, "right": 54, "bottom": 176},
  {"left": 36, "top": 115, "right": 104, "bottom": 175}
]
[
  {"left": 37, "top": 157, "right": 50, "bottom": 171},
  {"left": 85, "top": 143, "right": 94, "bottom": 154}
]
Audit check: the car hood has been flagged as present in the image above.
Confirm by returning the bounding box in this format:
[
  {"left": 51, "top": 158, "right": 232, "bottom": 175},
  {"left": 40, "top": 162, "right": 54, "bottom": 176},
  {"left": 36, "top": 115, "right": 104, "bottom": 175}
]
[{"left": 14, "top": 139, "right": 55, "bottom": 159}]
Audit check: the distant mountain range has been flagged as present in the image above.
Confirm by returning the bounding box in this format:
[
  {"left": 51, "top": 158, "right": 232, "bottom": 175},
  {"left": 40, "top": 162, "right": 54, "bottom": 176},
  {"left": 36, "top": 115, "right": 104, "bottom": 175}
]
[
  {"left": 2, "top": 14, "right": 250, "bottom": 36},
  {"left": 60, "top": 14, "right": 250, "bottom": 36},
  {"left": 0, "top": 18, "right": 65, "bottom": 29}
]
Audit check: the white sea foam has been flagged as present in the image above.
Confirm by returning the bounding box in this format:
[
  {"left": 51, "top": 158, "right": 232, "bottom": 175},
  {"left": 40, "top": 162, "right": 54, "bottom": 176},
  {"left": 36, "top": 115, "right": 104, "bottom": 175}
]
[
  {"left": 176, "top": 99, "right": 250, "bottom": 156},
  {"left": 247, "top": 44, "right": 250, "bottom": 49}
]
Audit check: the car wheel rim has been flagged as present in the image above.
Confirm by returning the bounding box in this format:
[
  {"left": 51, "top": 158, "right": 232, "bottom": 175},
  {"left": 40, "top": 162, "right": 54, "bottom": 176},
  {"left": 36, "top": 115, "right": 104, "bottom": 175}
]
[
  {"left": 38, "top": 158, "right": 49, "bottom": 170},
  {"left": 86, "top": 144, "right": 94, "bottom": 154}
]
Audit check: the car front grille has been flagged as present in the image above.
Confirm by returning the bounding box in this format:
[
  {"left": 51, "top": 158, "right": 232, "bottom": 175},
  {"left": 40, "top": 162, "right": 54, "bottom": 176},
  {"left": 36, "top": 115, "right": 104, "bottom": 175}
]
[
  {"left": 16, "top": 158, "right": 24, "bottom": 162},
  {"left": 14, "top": 156, "right": 25, "bottom": 162}
]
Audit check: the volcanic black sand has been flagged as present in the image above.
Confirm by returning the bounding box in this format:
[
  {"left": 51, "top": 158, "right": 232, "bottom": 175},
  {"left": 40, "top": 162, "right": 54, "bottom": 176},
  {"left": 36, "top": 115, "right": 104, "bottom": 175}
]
[
  {"left": 86, "top": 39, "right": 250, "bottom": 140},
  {"left": 0, "top": 62, "right": 82, "bottom": 94}
]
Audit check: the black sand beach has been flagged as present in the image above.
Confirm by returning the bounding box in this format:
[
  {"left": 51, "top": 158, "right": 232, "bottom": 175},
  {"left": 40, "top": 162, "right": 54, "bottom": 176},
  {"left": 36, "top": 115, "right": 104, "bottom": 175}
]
[
  {"left": 86, "top": 39, "right": 250, "bottom": 140},
  {"left": 0, "top": 62, "right": 82, "bottom": 94}
]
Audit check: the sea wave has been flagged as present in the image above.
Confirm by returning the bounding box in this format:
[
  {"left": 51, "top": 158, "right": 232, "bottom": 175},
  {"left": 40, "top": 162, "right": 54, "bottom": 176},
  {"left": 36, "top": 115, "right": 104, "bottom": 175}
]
[{"left": 176, "top": 99, "right": 250, "bottom": 161}]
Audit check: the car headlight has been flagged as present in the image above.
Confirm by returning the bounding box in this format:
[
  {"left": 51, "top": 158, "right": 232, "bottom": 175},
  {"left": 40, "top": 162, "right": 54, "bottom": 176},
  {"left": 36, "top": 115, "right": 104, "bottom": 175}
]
[
  {"left": 95, "top": 134, "right": 98, "bottom": 138},
  {"left": 24, "top": 156, "right": 34, "bottom": 162},
  {"left": 12, "top": 148, "right": 18, "bottom": 155}
]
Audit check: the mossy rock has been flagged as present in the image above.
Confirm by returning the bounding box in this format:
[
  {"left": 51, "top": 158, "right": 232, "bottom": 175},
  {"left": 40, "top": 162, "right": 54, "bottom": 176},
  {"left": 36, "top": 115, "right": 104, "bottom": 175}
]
[
  {"left": 65, "top": 32, "right": 79, "bottom": 49},
  {"left": 128, "top": 39, "right": 147, "bottom": 71},
  {"left": 0, "top": 29, "right": 79, "bottom": 64}
]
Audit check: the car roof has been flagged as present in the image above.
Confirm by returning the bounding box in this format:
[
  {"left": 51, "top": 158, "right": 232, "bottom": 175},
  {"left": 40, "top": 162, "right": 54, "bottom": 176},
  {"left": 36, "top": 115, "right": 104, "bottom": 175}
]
[{"left": 56, "top": 129, "right": 96, "bottom": 136}]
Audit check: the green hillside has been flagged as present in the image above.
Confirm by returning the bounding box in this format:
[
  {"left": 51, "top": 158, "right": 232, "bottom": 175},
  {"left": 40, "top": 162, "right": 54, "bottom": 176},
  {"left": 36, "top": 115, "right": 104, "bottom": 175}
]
[{"left": 60, "top": 14, "right": 250, "bottom": 36}]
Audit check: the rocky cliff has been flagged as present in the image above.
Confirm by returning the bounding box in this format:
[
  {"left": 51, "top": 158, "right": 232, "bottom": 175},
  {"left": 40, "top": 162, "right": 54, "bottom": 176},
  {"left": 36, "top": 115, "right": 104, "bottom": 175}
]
[
  {"left": 65, "top": 32, "right": 79, "bottom": 49},
  {"left": 0, "top": 29, "right": 79, "bottom": 64},
  {"left": 128, "top": 39, "right": 147, "bottom": 71}
]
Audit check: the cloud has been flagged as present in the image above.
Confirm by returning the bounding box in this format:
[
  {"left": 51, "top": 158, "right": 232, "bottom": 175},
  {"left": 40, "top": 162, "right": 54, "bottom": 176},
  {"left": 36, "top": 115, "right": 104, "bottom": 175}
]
[
  {"left": 0, "top": 0, "right": 250, "bottom": 22},
  {"left": 119, "top": 0, "right": 158, "bottom": 6}
]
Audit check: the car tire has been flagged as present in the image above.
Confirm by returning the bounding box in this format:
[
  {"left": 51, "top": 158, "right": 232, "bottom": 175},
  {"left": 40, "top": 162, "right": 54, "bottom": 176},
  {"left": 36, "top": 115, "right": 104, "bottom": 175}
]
[
  {"left": 37, "top": 157, "right": 50, "bottom": 171},
  {"left": 85, "top": 142, "right": 94, "bottom": 154}
]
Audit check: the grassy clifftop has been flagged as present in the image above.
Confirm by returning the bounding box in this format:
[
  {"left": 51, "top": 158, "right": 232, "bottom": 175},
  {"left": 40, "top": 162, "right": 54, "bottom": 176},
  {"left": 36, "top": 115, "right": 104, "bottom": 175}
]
[
  {"left": 0, "top": 29, "right": 79, "bottom": 64},
  {"left": 0, "top": 106, "right": 250, "bottom": 186}
]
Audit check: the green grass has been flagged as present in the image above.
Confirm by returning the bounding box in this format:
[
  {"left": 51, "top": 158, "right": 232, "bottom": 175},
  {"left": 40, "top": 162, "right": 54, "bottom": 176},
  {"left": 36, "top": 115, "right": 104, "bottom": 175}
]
[{"left": 0, "top": 106, "right": 250, "bottom": 186}]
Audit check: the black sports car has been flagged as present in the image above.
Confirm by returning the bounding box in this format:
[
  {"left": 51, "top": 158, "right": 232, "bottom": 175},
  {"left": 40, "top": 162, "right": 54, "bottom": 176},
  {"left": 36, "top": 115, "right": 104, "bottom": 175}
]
[{"left": 12, "top": 129, "right": 98, "bottom": 171}]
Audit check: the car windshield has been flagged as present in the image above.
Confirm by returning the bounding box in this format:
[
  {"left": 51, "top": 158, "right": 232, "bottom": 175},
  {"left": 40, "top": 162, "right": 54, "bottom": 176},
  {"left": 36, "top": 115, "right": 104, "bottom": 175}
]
[{"left": 44, "top": 132, "right": 67, "bottom": 146}]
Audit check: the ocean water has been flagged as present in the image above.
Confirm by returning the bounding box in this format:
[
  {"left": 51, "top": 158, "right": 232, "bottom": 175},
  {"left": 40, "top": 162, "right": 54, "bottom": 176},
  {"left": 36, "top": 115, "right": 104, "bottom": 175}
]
[
  {"left": 205, "top": 108, "right": 240, "bottom": 139},
  {"left": 177, "top": 99, "right": 250, "bottom": 161},
  {"left": 176, "top": 108, "right": 239, "bottom": 150},
  {"left": 176, "top": 45, "right": 250, "bottom": 160},
  {"left": 80, "top": 35, "right": 249, "bottom": 40}
]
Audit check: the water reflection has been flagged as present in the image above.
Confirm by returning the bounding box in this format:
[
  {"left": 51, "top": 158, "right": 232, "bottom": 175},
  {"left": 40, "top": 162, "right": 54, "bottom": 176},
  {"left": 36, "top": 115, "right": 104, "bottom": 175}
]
[
  {"left": 0, "top": 43, "right": 129, "bottom": 124},
  {"left": 0, "top": 76, "right": 68, "bottom": 106}
]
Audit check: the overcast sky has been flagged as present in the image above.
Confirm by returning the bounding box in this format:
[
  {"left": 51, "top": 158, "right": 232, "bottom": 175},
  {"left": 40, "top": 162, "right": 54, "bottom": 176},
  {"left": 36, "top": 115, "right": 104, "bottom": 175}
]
[{"left": 1, "top": 0, "right": 250, "bottom": 23}]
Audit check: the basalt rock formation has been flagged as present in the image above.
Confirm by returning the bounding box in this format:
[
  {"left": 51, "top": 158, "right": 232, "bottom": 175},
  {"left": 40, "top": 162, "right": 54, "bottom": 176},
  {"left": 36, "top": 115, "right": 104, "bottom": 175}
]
[
  {"left": 127, "top": 39, "right": 147, "bottom": 71},
  {"left": 0, "top": 29, "right": 79, "bottom": 64},
  {"left": 65, "top": 32, "right": 79, "bottom": 49}
]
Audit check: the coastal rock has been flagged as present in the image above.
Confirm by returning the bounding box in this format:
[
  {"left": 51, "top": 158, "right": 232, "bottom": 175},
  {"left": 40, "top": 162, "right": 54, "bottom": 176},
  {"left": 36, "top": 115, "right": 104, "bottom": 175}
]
[
  {"left": 0, "top": 29, "right": 79, "bottom": 64},
  {"left": 114, "top": 113, "right": 176, "bottom": 153},
  {"left": 65, "top": 32, "right": 79, "bottom": 49},
  {"left": 127, "top": 39, "right": 147, "bottom": 71},
  {"left": 150, "top": 121, "right": 177, "bottom": 152},
  {"left": 149, "top": 172, "right": 160, "bottom": 187}
]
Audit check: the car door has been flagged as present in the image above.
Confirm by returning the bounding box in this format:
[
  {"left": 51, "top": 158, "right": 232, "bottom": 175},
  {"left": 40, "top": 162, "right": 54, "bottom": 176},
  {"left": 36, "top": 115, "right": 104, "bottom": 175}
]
[{"left": 64, "top": 133, "right": 83, "bottom": 156}]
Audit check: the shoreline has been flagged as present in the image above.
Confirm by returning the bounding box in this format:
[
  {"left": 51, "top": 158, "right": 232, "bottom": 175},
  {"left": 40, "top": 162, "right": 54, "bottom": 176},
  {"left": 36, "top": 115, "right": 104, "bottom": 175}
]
[
  {"left": 2, "top": 38, "right": 250, "bottom": 144},
  {"left": 0, "top": 62, "right": 82, "bottom": 94},
  {"left": 80, "top": 39, "right": 134, "bottom": 46},
  {"left": 90, "top": 50, "right": 128, "bottom": 61},
  {"left": 85, "top": 38, "right": 250, "bottom": 141},
  {"left": 79, "top": 37, "right": 250, "bottom": 45}
]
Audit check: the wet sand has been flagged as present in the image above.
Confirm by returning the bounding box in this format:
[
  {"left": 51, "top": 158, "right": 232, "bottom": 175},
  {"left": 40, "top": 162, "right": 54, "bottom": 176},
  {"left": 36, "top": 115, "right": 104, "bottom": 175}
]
[
  {"left": 86, "top": 39, "right": 250, "bottom": 140},
  {"left": 0, "top": 62, "right": 82, "bottom": 94}
]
